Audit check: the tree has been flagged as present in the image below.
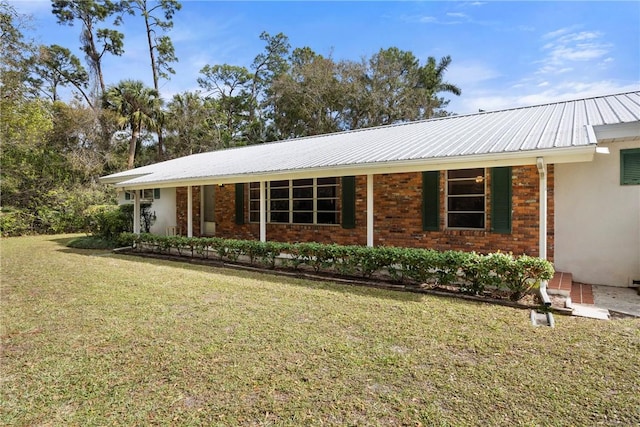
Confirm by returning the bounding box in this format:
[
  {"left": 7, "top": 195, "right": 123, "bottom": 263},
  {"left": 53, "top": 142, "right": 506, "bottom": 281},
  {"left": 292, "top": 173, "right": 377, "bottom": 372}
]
[
  {"left": 103, "top": 80, "right": 161, "bottom": 169},
  {"left": 52, "top": 0, "right": 128, "bottom": 100},
  {"left": 164, "top": 91, "right": 222, "bottom": 157},
  {"left": 364, "top": 47, "right": 423, "bottom": 126},
  {"left": 270, "top": 47, "right": 343, "bottom": 138},
  {"left": 417, "top": 55, "right": 461, "bottom": 118},
  {"left": 198, "top": 64, "right": 253, "bottom": 146},
  {"left": 0, "top": 1, "right": 39, "bottom": 101},
  {"left": 33, "top": 44, "right": 89, "bottom": 103},
  {"left": 126, "top": 0, "right": 182, "bottom": 160},
  {"left": 248, "top": 31, "right": 291, "bottom": 143}
]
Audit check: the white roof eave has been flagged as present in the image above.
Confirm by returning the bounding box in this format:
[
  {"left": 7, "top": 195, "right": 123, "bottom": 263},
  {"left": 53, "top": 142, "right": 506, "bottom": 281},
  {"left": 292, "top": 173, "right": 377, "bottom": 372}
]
[{"left": 114, "top": 145, "right": 597, "bottom": 190}]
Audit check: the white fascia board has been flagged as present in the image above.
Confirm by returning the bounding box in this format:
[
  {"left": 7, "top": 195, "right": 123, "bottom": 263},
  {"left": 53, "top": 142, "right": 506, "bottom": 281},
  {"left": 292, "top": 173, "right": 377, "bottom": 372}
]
[
  {"left": 593, "top": 122, "right": 640, "bottom": 141},
  {"left": 114, "top": 146, "right": 597, "bottom": 190},
  {"left": 99, "top": 173, "right": 152, "bottom": 185}
]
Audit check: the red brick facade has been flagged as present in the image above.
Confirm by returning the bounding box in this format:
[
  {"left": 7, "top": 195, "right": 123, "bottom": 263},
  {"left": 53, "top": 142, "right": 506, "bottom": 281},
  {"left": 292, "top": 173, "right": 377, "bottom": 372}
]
[{"left": 175, "top": 165, "right": 554, "bottom": 260}]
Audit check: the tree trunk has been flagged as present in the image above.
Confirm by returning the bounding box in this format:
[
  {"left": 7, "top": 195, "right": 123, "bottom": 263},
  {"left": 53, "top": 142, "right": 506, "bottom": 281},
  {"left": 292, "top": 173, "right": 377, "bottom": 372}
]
[{"left": 128, "top": 130, "right": 139, "bottom": 169}]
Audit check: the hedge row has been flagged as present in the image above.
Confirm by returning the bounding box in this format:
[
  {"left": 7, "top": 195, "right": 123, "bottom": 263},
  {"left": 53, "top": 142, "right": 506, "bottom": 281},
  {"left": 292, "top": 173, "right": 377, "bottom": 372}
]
[{"left": 119, "top": 233, "right": 555, "bottom": 301}]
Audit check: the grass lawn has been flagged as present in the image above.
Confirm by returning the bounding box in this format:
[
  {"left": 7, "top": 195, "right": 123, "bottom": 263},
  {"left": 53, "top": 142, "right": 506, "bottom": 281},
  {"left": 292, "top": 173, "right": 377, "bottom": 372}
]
[{"left": 1, "top": 235, "right": 639, "bottom": 426}]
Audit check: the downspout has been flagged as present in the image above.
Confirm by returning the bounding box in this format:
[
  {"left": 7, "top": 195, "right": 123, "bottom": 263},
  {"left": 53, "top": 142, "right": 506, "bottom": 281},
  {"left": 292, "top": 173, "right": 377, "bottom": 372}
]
[
  {"left": 536, "top": 157, "right": 552, "bottom": 307},
  {"left": 367, "top": 174, "right": 374, "bottom": 247},
  {"left": 259, "top": 181, "right": 266, "bottom": 243}
]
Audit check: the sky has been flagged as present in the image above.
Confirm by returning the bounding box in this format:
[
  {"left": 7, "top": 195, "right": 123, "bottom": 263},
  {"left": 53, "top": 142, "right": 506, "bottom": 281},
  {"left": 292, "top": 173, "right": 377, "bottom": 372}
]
[{"left": 10, "top": 0, "right": 640, "bottom": 115}]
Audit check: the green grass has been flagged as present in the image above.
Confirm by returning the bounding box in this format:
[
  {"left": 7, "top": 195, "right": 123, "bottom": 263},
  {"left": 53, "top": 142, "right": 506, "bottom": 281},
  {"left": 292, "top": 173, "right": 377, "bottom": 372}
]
[
  {"left": 2, "top": 235, "right": 639, "bottom": 426},
  {"left": 65, "top": 235, "right": 120, "bottom": 250}
]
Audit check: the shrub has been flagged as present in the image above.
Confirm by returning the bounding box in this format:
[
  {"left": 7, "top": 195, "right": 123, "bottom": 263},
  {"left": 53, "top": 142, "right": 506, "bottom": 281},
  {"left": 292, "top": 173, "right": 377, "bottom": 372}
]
[
  {"left": 0, "top": 208, "right": 35, "bottom": 236},
  {"left": 120, "top": 234, "right": 554, "bottom": 301}
]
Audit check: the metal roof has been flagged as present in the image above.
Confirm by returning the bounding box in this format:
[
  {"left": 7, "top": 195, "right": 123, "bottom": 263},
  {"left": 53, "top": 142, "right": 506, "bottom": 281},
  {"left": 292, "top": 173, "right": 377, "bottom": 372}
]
[{"left": 102, "top": 91, "right": 640, "bottom": 188}]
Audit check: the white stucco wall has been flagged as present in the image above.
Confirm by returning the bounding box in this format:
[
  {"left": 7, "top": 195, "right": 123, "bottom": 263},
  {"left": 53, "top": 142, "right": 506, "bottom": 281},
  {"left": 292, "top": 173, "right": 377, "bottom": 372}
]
[
  {"left": 148, "top": 188, "right": 176, "bottom": 235},
  {"left": 118, "top": 188, "right": 177, "bottom": 236},
  {"left": 555, "top": 138, "right": 640, "bottom": 287}
]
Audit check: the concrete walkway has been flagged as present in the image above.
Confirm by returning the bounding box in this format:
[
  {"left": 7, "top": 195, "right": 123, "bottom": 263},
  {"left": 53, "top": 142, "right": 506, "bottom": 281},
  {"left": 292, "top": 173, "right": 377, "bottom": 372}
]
[{"left": 592, "top": 285, "right": 640, "bottom": 318}]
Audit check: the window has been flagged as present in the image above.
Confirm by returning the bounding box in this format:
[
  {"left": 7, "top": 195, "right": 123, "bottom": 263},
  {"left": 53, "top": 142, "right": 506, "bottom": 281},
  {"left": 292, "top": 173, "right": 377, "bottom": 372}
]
[
  {"left": 447, "top": 168, "right": 485, "bottom": 229},
  {"left": 203, "top": 185, "right": 215, "bottom": 222},
  {"left": 621, "top": 148, "right": 640, "bottom": 185},
  {"left": 249, "top": 178, "right": 339, "bottom": 225},
  {"left": 125, "top": 189, "right": 160, "bottom": 201}
]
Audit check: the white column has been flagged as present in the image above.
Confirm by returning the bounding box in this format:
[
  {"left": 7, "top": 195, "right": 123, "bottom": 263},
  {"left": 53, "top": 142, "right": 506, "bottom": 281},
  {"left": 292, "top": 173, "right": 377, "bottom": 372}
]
[
  {"left": 367, "top": 174, "right": 374, "bottom": 247},
  {"left": 200, "top": 185, "right": 205, "bottom": 235},
  {"left": 536, "top": 157, "right": 547, "bottom": 260},
  {"left": 133, "top": 190, "right": 141, "bottom": 234},
  {"left": 259, "top": 181, "right": 266, "bottom": 242},
  {"left": 187, "top": 185, "right": 193, "bottom": 238}
]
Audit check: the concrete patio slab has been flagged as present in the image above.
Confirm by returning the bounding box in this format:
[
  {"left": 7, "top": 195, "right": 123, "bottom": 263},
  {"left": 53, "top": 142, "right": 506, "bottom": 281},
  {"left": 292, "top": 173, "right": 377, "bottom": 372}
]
[{"left": 592, "top": 285, "right": 640, "bottom": 318}]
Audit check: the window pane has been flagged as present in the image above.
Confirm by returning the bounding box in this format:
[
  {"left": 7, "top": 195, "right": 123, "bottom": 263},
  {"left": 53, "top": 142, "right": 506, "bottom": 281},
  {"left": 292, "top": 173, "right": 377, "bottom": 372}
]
[
  {"left": 317, "top": 177, "right": 337, "bottom": 185},
  {"left": 317, "top": 186, "right": 336, "bottom": 198},
  {"left": 293, "top": 187, "right": 313, "bottom": 198},
  {"left": 448, "top": 212, "right": 485, "bottom": 228},
  {"left": 448, "top": 180, "right": 484, "bottom": 195},
  {"left": 270, "top": 180, "right": 289, "bottom": 188},
  {"left": 250, "top": 212, "right": 259, "bottom": 222},
  {"left": 270, "top": 211, "right": 289, "bottom": 223},
  {"left": 317, "top": 211, "right": 338, "bottom": 224},
  {"left": 293, "top": 200, "right": 313, "bottom": 211},
  {"left": 448, "top": 196, "right": 484, "bottom": 212},
  {"left": 270, "top": 188, "right": 289, "bottom": 199},
  {"left": 293, "top": 212, "right": 313, "bottom": 223},
  {"left": 317, "top": 199, "right": 336, "bottom": 211},
  {"left": 270, "top": 200, "right": 289, "bottom": 211},
  {"left": 249, "top": 182, "right": 260, "bottom": 189},
  {"left": 293, "top": 178, "right": 313, "bottom": 186},
  {"left": 448, "top": 168, "right": 484, "bottom": 179}
]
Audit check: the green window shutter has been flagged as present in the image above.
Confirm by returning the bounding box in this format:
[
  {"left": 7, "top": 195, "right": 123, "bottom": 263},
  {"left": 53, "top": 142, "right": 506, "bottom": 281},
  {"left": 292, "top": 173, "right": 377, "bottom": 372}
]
[
  {"left": 341, "top": 176, "right": 356, "bottom": 229},
  {"left": 153, "top": 188, "right": 160, "bottom": 199},
  {"left": 621, "top": 148, "right": 640, "bottom": 185},
  {"left": 235, "top": 183, "right": 245, "bottom": 225},
  {"left": 491, "top": 166, "right": 512, "bottom": 234},
  {"left": 422, "top": 171, "right": 439, "bottom": 231}
]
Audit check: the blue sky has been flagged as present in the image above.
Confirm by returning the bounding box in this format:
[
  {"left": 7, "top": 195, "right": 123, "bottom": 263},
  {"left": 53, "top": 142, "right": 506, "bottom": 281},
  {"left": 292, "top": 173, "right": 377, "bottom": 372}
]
[{"left": 12, "top": 0, "right": 640, "bottom": 115}]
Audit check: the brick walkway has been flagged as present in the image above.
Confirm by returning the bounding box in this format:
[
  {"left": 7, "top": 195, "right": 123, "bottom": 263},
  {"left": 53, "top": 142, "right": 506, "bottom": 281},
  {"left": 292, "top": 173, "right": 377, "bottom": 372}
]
[{"left": 571, "top": 282, "right": 594, "bottom": 304}]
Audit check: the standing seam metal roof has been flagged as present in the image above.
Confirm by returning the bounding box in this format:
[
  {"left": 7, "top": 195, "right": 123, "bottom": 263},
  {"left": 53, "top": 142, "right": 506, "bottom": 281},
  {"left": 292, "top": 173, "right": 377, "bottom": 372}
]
[{"left": 101, "top": 91, "right": 640, "bottom": 186}]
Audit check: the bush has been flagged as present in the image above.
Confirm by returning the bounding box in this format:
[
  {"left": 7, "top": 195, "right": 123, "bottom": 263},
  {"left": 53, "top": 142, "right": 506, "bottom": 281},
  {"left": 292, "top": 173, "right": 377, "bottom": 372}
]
[
  {"left": 84, "top": 205, "right": 129, "bottom": 241},
  {"left": 0, "top": 208, "right": 35, "bottom": 236},
  {"left": 121, "top": 234, "right": 555, "bottom": 301}
]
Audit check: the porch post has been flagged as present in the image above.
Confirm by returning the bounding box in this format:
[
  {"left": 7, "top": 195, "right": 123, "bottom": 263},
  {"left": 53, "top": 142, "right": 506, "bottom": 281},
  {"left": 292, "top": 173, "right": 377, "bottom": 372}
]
[
  {"left": 536, "top": 157, "right": 547, "bottom": 259},
  {"left": 259, "top": 181, "right": 266, "bottom": 242},
  {"left": 367, "top": 174, "right": 374, "bottom": 247},
  {"left": 133, "top": 190, "right": 141, "bottom": 234},
  {"left": 187, "top": 185, "right": 193, "bottom": 238},
  {"left": 200, "top": 185, "right": 205, "bottom": 236}
]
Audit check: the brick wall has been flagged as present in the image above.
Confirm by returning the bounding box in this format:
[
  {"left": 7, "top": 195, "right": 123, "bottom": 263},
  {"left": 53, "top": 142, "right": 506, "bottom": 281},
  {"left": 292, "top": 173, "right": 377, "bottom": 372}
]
[{"left": 175, "top": 165, "right": 554, "bottom": 260}]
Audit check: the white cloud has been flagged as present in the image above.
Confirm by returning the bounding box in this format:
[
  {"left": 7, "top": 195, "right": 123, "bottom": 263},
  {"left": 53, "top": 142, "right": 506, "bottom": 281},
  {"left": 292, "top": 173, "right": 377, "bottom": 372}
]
[
  {"left": 446, "top": 61, "right": 502, "bottom": 87},
  {"left": 536, "top": 29, "right": 611, "bottom": 75},
  {"left": 451, "top": 81, "right": 640, "bottom": 114}
]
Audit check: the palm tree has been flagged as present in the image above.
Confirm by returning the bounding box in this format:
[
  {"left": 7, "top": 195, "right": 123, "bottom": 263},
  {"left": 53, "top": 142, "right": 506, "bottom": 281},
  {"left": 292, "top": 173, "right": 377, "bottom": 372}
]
[
  {"left": 417, "top": 55, "right": 461, "bottom": 119},
  {"left": 103, "top": 80, "right": 160, "bottom": 169}
]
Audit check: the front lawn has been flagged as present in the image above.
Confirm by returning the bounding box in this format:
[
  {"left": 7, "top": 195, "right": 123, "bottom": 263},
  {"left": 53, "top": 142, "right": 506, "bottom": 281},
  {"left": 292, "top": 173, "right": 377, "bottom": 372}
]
[{"left": 1, "top": 235, "right": 638, "bottom": 425}]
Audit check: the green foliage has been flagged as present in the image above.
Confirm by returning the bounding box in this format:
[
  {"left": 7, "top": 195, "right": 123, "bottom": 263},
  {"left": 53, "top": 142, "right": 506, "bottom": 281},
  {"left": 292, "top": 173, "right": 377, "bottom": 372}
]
[
  {"left": 84, "top": 204, "right": 128, "bottom": 240},
  {"left": 123, "top": 234, "right": 555, "bottom": 300}
]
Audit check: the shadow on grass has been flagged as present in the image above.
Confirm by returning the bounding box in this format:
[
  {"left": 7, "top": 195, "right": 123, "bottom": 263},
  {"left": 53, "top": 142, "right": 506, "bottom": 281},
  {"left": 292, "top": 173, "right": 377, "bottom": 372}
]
[{"left": 52, "top": 241, "right": 427, "bottom": 303}]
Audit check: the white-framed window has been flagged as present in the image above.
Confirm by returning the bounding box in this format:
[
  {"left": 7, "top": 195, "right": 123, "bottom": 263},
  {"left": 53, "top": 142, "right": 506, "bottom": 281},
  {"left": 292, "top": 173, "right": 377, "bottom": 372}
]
[
  {"left": 446, "top": 168, "right": 485, "bottom": 229},
  {"left": 249, "top": 178, "right": 339, "bottom": 225},
  {"left": 125, "top": 188, "right": 160, "bottom": 202}
]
